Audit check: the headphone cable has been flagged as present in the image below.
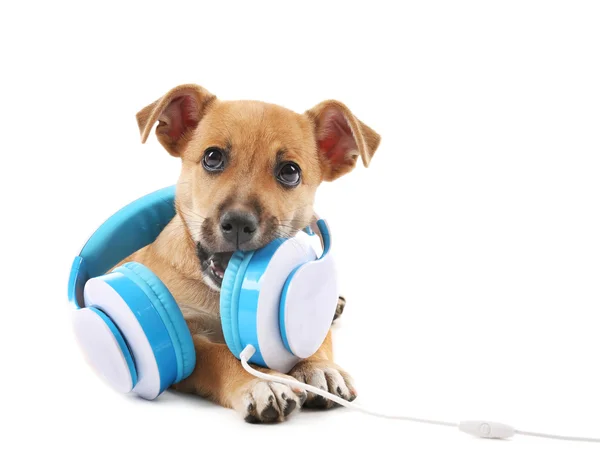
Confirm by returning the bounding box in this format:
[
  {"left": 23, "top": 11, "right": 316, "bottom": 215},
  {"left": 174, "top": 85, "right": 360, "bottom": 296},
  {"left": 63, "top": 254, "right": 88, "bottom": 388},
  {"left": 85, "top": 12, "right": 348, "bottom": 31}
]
[{"left": 240, "top": 345, "right": 600, "bottom": 443}]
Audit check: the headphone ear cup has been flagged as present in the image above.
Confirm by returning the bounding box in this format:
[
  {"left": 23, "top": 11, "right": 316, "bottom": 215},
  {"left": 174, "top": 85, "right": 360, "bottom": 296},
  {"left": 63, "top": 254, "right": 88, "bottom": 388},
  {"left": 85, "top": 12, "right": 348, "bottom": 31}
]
[
  {"left": 226, "top": 237, "right": 317, "bottom": 373},
  {"left": 82, "top": 263, "right": 195, "bottom": 399}
]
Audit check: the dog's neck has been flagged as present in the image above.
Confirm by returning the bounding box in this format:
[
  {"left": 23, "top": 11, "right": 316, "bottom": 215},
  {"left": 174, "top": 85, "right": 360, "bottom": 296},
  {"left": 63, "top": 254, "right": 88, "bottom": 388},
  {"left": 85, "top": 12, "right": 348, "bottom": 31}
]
[{"left": 154, "top": 214, "right": 202, "bottom": 278}]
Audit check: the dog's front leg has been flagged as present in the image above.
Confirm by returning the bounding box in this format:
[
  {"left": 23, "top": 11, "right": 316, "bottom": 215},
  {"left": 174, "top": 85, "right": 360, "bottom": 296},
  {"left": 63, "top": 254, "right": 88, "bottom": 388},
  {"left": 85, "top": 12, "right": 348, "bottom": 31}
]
[
  {"left": 172, "top": 335, "right": 306, "bottom": 423},
  {"left": 288, "top": 330, "right": 357, "bottom": 408}
]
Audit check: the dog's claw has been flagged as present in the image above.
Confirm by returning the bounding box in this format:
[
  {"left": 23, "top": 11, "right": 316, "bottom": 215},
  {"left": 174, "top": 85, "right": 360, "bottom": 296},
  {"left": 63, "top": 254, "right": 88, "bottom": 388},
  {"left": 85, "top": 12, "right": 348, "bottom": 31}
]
[
  {"left": 297, "top": 390, "right": 307, "bottom": 406},
  {"left": 283, "top": 398, "right": 297, "bottom": 416},
  {"left": 244, "top": 413, "right": 260, "bottom": 424},
  {"left": 312, "top": 395, "right": 329, "bottom": 408},
  {"left": 333, "top": 296, "right": 346, "bottom": 321}
]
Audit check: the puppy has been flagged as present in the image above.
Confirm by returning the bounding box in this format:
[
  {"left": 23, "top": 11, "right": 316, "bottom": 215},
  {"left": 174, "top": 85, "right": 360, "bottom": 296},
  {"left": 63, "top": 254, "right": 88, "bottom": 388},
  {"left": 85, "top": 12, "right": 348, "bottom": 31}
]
[{"left": 118, "top": 84, "right": 380, "bottom": 423}]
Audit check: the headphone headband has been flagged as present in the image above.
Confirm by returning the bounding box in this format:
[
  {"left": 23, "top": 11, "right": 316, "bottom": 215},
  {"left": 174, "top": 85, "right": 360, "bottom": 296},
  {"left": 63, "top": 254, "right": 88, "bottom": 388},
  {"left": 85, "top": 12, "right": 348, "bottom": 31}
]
[{"left": 68, "top": 186, "right": 176, "bottom": 309}]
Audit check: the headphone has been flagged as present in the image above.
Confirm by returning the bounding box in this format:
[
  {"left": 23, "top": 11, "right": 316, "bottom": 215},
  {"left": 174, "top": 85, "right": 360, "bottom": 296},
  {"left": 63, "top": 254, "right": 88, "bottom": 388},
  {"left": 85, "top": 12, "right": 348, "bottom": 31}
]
[
  {"left": 68, "top": 186, "right": 337, "bottom": 400},
  {"left": 69, "top": 188, "right": 600, "bottom": 443}
]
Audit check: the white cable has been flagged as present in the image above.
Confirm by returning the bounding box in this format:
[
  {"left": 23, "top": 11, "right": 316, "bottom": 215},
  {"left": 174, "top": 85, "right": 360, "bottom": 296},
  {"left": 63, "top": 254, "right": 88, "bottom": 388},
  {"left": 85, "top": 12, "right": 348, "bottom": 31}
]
[
  {"left": 241, "top": 346, "right": 457, "bottom": 428},
  {"left": 240, "top": 345, "right": 600, "bottom": 443},
  {"left": 514, "top": 429, "right": 600, "bottom": 443}
]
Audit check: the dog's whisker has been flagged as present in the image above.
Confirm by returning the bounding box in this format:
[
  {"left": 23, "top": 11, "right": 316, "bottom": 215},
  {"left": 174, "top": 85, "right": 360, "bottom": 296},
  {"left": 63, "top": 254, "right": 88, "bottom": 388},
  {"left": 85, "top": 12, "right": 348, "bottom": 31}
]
[{"left": 176, "top": 205, "right": 208, "bottom": 222}]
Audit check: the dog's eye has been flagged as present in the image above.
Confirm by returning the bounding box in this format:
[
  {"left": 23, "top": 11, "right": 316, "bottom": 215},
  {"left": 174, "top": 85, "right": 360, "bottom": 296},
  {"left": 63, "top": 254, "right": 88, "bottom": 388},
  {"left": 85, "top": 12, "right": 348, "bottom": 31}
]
[
  {"left": 202, "top": 148, "right": 225, "bottom": 172},
  {"left": 276, "top": 162, "right": 301, "bottom": 187}
]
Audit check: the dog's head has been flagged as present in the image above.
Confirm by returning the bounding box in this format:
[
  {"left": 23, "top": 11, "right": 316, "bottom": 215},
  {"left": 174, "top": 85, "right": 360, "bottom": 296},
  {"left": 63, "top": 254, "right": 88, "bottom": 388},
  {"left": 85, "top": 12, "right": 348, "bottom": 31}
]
[{"left": 137, "top": 84, "right": 380, "bottom": 290}]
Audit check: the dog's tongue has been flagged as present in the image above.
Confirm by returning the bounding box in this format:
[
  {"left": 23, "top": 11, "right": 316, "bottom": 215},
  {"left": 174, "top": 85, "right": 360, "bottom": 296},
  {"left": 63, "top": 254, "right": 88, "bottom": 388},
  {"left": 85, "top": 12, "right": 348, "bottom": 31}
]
[{"left": 210, "top": 252, "right": 233, "bottom": 277}]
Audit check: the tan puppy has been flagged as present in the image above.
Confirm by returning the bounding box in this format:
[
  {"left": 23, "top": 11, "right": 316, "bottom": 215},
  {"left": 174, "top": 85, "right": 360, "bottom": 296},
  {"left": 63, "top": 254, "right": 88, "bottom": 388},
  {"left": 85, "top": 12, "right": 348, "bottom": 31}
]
[{"left": 119, "top": 84, "right": 380, "bottom": 423}]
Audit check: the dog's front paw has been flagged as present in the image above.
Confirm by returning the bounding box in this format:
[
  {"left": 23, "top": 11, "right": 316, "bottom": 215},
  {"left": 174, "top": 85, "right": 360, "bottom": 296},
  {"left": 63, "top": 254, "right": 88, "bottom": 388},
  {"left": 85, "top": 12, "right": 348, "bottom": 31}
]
[
  {"left": 232, "top": 377, "right": 307, "bottom": 424},
  {"left": 289, "top": 360, "right": 356, "bottom": 409}
]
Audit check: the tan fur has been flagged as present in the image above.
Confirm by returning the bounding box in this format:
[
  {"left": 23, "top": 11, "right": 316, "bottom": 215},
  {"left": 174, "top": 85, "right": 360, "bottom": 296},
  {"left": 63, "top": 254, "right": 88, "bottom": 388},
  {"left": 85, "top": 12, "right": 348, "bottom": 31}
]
[{"left": 119, "top": 83, "right": 380, "bottom": 422}]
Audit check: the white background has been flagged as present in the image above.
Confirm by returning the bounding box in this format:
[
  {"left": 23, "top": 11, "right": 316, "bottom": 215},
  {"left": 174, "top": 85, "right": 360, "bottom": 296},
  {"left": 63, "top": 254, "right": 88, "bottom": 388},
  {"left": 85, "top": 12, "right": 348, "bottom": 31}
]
[{"left": 2, "top": 1, "right": 600, "bottom": 470}]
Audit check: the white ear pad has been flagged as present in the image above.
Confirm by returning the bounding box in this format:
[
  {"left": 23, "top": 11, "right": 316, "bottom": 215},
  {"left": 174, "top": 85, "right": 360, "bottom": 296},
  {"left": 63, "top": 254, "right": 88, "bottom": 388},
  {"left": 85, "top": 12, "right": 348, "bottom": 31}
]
[
  {"left": 72, "top": 307, "right": 136, "bottom": 394},
  {"left": 83, "top": 277, "right": 162, "bottom": 400},
  {"left": 279, "top": 250, "right": 338, "bottom": 358}
]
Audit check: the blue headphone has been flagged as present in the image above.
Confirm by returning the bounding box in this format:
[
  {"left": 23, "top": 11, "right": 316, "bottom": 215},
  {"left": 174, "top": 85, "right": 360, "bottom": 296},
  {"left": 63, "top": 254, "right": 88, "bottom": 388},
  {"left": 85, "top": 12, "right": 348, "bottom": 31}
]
[{"left": 68, "top": 187, "right": 337, "bottom": 400}]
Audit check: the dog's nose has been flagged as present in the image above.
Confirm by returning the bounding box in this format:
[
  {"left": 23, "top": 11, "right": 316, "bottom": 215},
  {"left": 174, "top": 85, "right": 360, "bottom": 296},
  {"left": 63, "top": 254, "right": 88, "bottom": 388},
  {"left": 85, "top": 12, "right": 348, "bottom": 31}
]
[{"left": 220, "top": 211, "right": 258, "bottom": 246}]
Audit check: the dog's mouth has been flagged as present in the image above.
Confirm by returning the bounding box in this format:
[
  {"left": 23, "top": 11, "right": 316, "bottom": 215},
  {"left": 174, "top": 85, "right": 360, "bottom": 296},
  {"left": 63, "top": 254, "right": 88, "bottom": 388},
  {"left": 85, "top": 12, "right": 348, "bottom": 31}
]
[
  {"left": 208, "top": 252, "right": 233, "bottom": 281},
  {"left": 195, "top": 218, "right": 303, "bottom": 290},
  {"left": 197, "top": 247, "right": 234, "bottom": 289}
]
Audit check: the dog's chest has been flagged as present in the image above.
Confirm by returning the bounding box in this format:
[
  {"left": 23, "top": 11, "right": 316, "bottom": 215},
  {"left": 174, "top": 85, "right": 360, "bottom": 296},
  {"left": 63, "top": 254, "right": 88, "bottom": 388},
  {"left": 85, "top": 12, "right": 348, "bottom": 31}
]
[{"left": 179, "top": 301, "right": 225, "bottom": 344}]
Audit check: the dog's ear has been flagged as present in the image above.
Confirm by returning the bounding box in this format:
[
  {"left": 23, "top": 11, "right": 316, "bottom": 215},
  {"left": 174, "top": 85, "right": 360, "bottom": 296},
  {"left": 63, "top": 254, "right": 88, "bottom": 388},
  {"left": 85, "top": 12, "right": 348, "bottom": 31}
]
[
  {"left": 306, "top": 100, "right": 381, "bottom": 181},
  {"left": 136, "top": 84, "right": 216, "bottom": 157}
]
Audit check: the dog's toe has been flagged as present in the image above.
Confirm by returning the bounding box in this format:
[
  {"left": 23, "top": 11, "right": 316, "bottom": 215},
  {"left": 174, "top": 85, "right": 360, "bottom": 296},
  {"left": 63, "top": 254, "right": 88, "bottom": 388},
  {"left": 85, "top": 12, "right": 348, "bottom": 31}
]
[
  {"left": 236, "top": 378, "right": 304, "bottom": 423},
  {"left": 290, "top": 361, "right": 356, "bottom": 409}
]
